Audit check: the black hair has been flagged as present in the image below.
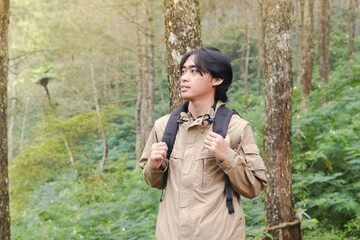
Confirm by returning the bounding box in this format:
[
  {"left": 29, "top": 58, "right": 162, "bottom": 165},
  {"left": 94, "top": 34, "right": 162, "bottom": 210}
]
[{"left": 179, "top": 47, "right": 233, "bottom": 102}]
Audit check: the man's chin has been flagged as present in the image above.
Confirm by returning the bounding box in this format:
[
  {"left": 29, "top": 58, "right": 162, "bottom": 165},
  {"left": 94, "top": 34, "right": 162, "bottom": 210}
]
[{"left": 181, "top": 95, "right": 190, "bottom": 101}]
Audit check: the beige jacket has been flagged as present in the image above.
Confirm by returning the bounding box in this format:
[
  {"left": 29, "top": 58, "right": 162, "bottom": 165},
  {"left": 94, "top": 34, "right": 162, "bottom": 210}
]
[{"left": 139, "top": 101, "right": 267, "bottom": 240}]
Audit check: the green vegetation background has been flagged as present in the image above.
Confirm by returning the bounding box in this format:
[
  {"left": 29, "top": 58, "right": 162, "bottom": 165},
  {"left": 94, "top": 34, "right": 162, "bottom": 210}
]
[{"left": 8, "top": 1, "right": 360, "bottom": 239}]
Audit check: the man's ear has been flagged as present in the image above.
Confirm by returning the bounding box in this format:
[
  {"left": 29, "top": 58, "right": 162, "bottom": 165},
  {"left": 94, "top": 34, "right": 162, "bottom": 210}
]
[{"left": 212, "top": 78, "right": 224, "bottom": 87}]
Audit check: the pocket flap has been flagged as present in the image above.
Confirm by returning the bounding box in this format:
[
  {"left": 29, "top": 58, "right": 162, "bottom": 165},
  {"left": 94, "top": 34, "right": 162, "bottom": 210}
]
[
  {"left": 198, "top": 148, "right": 215, "bottom": 159},
  {"left": 242, "top": 144, "right": 259, "bottom": 155},
  {"left": 170, "top": 148, "right": 183, "bottom": 159}
]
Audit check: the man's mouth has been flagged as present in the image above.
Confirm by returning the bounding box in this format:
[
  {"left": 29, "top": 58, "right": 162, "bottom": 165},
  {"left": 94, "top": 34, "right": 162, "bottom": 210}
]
[{"left": 181, "top": 85, "right": 190, "bottom": 91}]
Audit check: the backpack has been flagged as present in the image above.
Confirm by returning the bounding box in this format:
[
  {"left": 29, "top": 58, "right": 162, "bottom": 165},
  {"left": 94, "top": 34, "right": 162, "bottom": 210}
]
[{"left": 161, "top": 101, "right": 240, "bottom": 214}]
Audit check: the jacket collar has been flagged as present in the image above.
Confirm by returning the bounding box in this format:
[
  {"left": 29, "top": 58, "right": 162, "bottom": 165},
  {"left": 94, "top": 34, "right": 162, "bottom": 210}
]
[{"left": 179, "top": 100, "right": 226, "bottom": 124}]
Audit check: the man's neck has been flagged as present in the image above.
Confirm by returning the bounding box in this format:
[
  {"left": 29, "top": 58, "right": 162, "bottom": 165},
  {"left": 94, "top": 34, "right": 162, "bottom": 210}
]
[{"left": 188, "top": 99, "right": 215, "bottom": 119}]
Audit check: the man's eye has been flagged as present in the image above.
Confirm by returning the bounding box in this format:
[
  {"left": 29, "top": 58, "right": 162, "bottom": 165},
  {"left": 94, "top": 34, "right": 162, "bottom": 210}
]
[{"left": 191, "top": 69, "right": 198, "bottom": 73}]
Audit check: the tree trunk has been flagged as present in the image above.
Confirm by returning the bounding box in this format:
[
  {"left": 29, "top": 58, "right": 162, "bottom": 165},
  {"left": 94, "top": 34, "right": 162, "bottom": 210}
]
[
  {"left": 243, "top": 0, "right": 250, "bottom": 99},
  {"left": 114, "top": 57, "right": 121, "bottom": 108},
  {"left": 256, "top": 0, "right": 265, "bottom": 95},
  {"left": 134, "top": 0, "right": 155, "bottom": 159},
  {"left": 140, "top": 0, "right": 155, "bottom": 150},
  {"left": 134, "top": 2, "right": 143, "bottom": 160},
  {"left": 90, "top": 64, "right": 108, "bottom": 171},
  {"left": 298, "top": 0, "right": 314, "bottom": 108},
  {"left": 295, "top": 0, "right": 304, "bottom": 76},
  {"left": 164, "top": 0, "right": 202, "bottom": 111},
  {"left": 20, "top": 96, "right": 31, "bottom": 151},
  {"left": 8, "top": 81, "right": 17, "bottom": 161},
  {"left": 348, "top": 0, "right": 355, "bottom": 61},
  {"left": 263, "top": 1, "right": 301, "bottom": 239},
  {"left": 295, "top": 0, "right": 304, "bottom": 69},
  {"left": 0, "top": 1, "right": 10, "bottom": 239},
  {"left": 318, "top": 0, "right": 330, "bottom": 102},
  {"left": 159, "top": 46, "right": 167, "bottom": 111},
  {"left": 135, "top": 77, "right": 142, "bottom": 160}
]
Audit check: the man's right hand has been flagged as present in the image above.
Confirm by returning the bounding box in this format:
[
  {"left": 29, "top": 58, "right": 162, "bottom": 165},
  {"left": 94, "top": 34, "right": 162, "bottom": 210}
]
[{"left": 149, "top": 142, "right": 168, "bottom": 170}]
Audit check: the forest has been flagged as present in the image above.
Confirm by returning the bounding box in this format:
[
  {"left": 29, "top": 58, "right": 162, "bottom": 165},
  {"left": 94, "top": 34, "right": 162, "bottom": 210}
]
[{"left": 0, "top": 0, "right": 359, "bottom": 239}]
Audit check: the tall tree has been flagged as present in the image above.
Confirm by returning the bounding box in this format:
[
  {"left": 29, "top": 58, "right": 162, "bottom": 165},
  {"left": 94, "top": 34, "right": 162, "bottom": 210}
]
[
  {"left": 90, "top": 64, "right": 108, "bottom": 171},
  {"left": 295, "top": 0, "right": 304, "bottom": 62},
  {"left": 135, "top": 0, "right": 155, "bottom": 159},
  {"left": 7, "top": 78, "right": 16, "bottom": 161},
  {"left": 298, "top": 0, "right": 314, "bottom": 108},
  {"left": 348, "top": 0, "right": 355, "bottom": 61},
  {"left": 318, "top": 0, "right": 330, "bottom": 101},
  {"left": 140, "top": 0, "right": 155, "bottom": 152},
  {"left": 0, "top": 0, "right": 10, "bottom": 239},
  {"left": 243, "top": 0, "right": 250, "bottom": 99},
  {"left": 164, "top": 0, "right": 202, "bottom": 110},
  {"left": 256, "top": 0, "right": 265, "bottom": 95},
  {"left": 263, "top": 1, "right": 302, "bottom": 239},
  {"left": 20, "top": 96, "right": 31, "bottom": 151}
]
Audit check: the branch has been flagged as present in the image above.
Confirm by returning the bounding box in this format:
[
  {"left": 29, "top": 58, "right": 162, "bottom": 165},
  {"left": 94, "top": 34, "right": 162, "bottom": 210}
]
[
  {"left": 9, "top": 47, "right": 91, "bottom": 61},
  {"left": 259, "top": 219, "right": 301, "bottom": 232}
]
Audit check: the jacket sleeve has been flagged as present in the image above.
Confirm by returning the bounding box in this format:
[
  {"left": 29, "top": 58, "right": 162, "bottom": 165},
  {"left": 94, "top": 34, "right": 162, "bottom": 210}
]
[
  {"left": 138, "top": 123, "right": 169, "bottom": 190},
  {"left": 218, "top": 123, "right": 268, "bottom": 199}
]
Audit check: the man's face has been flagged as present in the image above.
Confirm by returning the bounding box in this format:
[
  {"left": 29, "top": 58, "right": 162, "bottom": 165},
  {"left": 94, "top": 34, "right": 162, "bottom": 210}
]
[{"left": 180, "top": 55, "right": 220, "bottom": 102}]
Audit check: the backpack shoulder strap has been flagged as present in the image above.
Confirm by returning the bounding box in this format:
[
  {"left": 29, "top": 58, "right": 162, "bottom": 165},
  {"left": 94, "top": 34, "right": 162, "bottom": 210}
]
[
  {"left": 213, "top": 105, "right": 235, "bottom": 138},
  {"left": 213, "top": 105, "right": 241, "bottom": 214},
  {"left": 162, "top": 105, "right": 183, "bottom": 160},
  {"left": 160, "top": 101, "right": 189, "bottom": 192}
]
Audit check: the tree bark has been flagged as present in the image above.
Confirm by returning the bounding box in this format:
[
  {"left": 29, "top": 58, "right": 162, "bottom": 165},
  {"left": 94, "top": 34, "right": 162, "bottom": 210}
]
[
  {"left": 348, "top": 0, "right": 355, "bottom": 61},
  {"left": 8, "top": 80, "right": 17, "bottom": 161},
  {"left": 20, "top": 96, "right": 31, "bottom": 151},
  {"left": 134, "top": 0, "right": 155, "bottom": 159},
  {"left": 134, "top": 2, "right": 143, "bottom": 160},
  {"left": 0, "top": 0, "right": 10, "bottom": 239},
  {"left": 263, "top": 1, "right": 301, "bottom": 239},
  {"left": 298, "top": 0, "right": 314, "bottom": 108},
  {"left": 90, "top": 64, "right": 108, "bottom": 171},
  {"left": 256, "top": 0, "right": 265, "bottom": 95},
  {"left": 295, "top": 0, "right": 304, "bottom": 67},
  {"left": 164, "top": 0, "right": 202, "bottom": 111},
  {"left": 318, "top": 0, "right": 330, "bottom": 102},
  {"left": 243, "top": 0, "right": 250, "bottom": 99},
  {"left": 114, "top": 57, "right": 121, "bottom": 108},
  {"left": 140, "top": 0, "right": 155, "bottom": 150},
  {"left": 295, "top": 0, "right": 304, "bottom": 75}
]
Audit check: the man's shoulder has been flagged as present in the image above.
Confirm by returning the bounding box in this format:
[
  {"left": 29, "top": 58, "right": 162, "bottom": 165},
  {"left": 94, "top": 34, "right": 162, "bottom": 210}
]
[
  {"left": 153, "top": 114, "right": 171, "bottom": 131},
  {"left": 230, "top": 112, "right": 249, "bottom": 125},
  {"left": 228, "top": 113, "right": 250, "bottom": 133}
]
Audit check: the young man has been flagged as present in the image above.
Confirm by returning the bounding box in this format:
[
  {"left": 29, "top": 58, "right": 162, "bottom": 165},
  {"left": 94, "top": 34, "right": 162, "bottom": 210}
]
[{"left": 139, "top": 47, "right": 267, "bottom": 240}]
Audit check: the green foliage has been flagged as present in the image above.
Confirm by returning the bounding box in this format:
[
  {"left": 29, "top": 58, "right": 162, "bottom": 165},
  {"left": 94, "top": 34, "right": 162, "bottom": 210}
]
[
  {"left": 11, "top": 161, "right": 159, "bottom": 240},
  {"left": 9, "top": 105, "right": 132, "bottom": 213},
  {"left": 292, "top": 53, "right": 360, "bottom": 237},
  {"left": 9, "top": 134, "right": 70, "bottom": 215},
  {"left": 8, "top": 1, "right": 360, "bottom": 239},
  {"left": 345, "top": 213, "right": 360, "bottom": 238}
]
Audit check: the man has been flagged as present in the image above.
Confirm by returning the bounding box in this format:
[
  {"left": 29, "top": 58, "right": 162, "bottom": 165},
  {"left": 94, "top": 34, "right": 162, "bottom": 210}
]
[{"left": 139, "top": 47, "right": 267, "bottom": 239}]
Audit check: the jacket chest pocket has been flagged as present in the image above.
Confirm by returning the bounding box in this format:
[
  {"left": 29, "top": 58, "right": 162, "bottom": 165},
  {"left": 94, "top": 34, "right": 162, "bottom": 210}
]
[
  {"left": 169, "top": 149, "right": 184, "bottom": 183},
  {"left": 192, "top": 151, "right": 223, "bottom": 189}
]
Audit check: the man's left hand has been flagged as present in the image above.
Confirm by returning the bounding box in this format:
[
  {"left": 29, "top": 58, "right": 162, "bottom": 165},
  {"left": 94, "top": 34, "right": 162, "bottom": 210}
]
[{"left": 204, "top": 132, "right": 231, "bottom": 162}]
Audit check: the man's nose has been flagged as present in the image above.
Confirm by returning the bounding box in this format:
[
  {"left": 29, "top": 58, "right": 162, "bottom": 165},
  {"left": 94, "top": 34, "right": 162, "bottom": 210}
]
[{"left": 181, "top": 71, "right": 189, "bottom": 82}]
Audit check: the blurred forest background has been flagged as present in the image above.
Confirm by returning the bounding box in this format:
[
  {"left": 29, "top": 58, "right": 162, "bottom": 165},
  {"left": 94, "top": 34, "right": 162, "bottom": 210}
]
[{"left": 5, "top": 0, "right": 360, "bottom": 239}]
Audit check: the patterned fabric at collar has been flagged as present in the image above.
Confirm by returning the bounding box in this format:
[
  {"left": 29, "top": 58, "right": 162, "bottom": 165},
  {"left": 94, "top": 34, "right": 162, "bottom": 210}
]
[{"left": 178, "top": 100, "right": 226, "bottom": 126}]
